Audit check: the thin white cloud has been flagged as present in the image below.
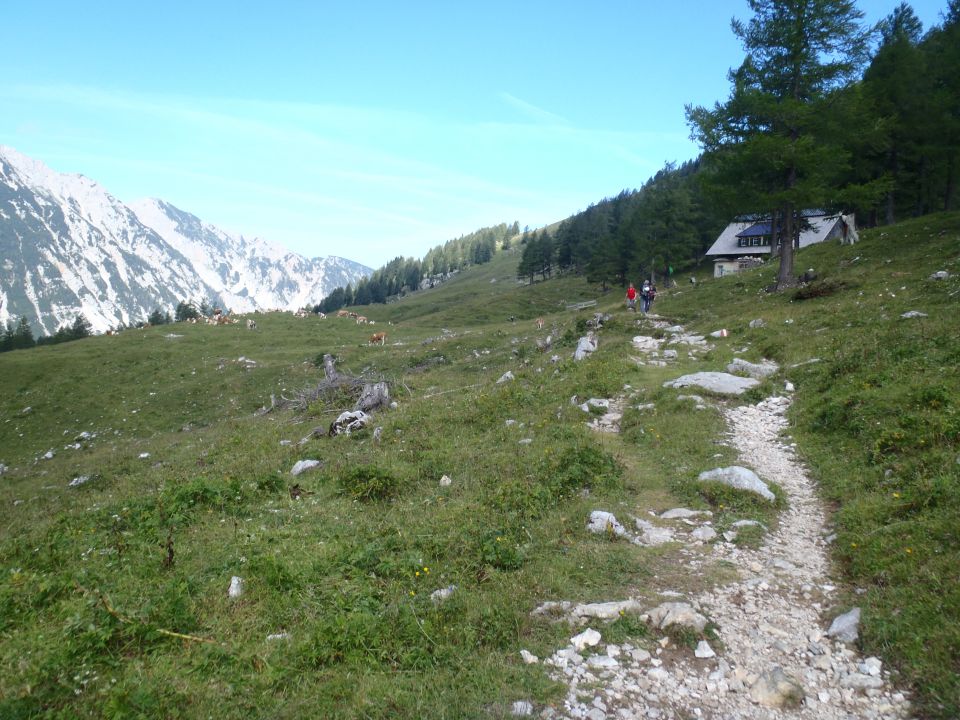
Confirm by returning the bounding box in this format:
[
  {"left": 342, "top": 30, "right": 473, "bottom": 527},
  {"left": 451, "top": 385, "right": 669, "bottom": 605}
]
[{"left": 499, "top": 92, "right": 569, "bottom": 125}]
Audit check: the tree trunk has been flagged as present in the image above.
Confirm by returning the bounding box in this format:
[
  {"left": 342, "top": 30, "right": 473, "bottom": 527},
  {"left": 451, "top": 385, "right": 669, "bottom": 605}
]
[{"left": 777, "top": 203, "right": 796, "bottom": 290}]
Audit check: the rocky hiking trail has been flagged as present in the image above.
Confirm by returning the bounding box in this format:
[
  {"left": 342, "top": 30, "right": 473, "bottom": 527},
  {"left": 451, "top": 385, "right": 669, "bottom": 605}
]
[{"left": 516, "top": 317, "right": 911, "bottom": 720}]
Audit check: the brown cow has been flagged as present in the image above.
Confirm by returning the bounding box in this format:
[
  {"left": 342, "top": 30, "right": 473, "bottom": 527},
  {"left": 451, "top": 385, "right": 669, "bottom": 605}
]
[
  {"left": 368, "top": 332, "right": 387, "bottom": 346},
  {"left": 536, "top": 317, "right": 544, "bottom": 329},
  {"left": 336, "top": 310, "right": 350, "bottom": 318},
  {"left": 356, "top": 315, "right": 368, "bottom": 325}
]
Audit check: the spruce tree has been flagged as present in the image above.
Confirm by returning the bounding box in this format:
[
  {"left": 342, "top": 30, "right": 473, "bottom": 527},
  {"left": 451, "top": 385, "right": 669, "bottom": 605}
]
[{"left": 687, "top": 0, "right": 870, "bottom": 289}]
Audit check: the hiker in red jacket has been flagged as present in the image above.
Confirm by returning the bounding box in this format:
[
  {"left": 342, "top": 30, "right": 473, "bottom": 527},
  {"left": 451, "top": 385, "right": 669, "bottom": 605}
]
[{"left": 625, "top": 283, "right": 637, "bottom": 311}]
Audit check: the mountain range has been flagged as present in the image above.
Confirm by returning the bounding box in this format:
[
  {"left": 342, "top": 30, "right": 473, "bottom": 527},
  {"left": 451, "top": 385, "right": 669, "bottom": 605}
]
[{"left": 0, "top": 146, "right": 371, "bottom": 335}]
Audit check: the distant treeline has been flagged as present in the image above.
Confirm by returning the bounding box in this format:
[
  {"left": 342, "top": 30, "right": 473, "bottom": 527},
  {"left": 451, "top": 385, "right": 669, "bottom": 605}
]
[
  {"left": 525, "top": 3, "right": 959, "bottom": 288},
  {"left": 517, "top": 160, "right": 720, "bottom": 287},
  {"left": 315, "top": 222, "right": 520, "bottom": 313},
  {"left": 0, "top": 315, "right": 93, "bottom": 353}
]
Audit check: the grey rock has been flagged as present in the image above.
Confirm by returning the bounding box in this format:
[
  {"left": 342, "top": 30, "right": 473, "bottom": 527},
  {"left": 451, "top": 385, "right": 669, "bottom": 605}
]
[
  {"left": 228, "top": 576, "right": 244, "bottom": 599},
  {"left": 900, "top": 310, "right": 928, "bottom": 319},
  {"left": 750, "top": 668, "right": 803, "bottom": 707},
  {"left": 727, "top": 357, "right": 780, "bottom": 379},
  {"left": 571, "top": 628, "right": 602, "bottom": 651},
  {"left": 663, "top": 372, "right": 760, "bottom": 395},
  {"left": 749, "top": 318, "right": 766, "bottom": 328},
  {"left": 695, "top": 640, "right": 716, "bottom": 658},
  {"left": 660, "top": 507, "right": 713, "bottom": 520},
  {"left": 290, "top": 459, "right": 322, "bottom": 476},
  {"left": 430, "top": 585, "right": 457, "bottom": 603},
  {"left": 574, "top": 333, "right": 599, "bottom": 361},
  {"left": 497, "top": 370, "right": 515, "bottom": 384},
  {"left": 586, "top": 655, "right": 619, "bottom": 669},
  {"left": 929, "top": 270, "right": 950, "bottom": 280},
  {"left": 691, "top": 526, "right": 718, "bottom": 542},
  {"left": 841, "top": 672, "right": 883, "bottom": 690},
  {"left": 520, "top": 649, "right": 539, "bottom": 664},
  {"left": 646, "top": 602, "right": 708, "bottom": 632},
  {"left": 330, "top": 410, "right": 370, "bottom": 435},
  {"left": 68, "top": 475, "right": 92, "bottom": 487},
  {"left": 826, "top": 607, "right": 861, "bottom": 643},
  {"left": 587, "top": 511, "right": 629, "bottom": 538},
  {"left": 635, "top": 519, "right": 675, "bottom": 545},
  {"left": 572, "top": 600, "right": 644, "bottom": 620},
  {"left": 511, "top": 700, "right": 534, "bottom": 717},
  {"left": 698, "top": 466, "right": 775, "bottom": 502}
]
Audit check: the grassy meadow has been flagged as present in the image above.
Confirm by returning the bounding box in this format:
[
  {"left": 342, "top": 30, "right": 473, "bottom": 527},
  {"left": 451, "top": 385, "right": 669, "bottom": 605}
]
[{"left": 1, "top": 214, "right": 958, "bottom": 718}]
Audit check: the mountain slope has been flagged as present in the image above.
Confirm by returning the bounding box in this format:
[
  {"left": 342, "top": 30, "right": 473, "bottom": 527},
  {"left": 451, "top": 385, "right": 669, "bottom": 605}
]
[{"left": 0, "top": 146, "right": 371, "bottom": 334}]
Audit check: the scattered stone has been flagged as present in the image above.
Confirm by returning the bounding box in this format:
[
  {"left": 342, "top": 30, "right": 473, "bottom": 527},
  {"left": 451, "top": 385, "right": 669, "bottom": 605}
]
[
  {"left": 574, "top": 332, "right": 599, "bottom": 361},
  {"left": 784, "top": 381, "right": 795, "bottom": 392},
  {"left": 497, "top": 371, "right": 515, "bottom": 384},
  {"left": 510, "top": 700, "right": 534, "bottom": 717},
  {"left": 0, "top": 463, "right": 7, "bottom": 475},
  {"left": 826, "top": 607, "right": 861, "bottom": 643},
  {"left": 572, "top": 600, "right": 644, "bottom": 621},
  {"left": 68, "top": 475, "right": 91, "bottom": 487},
  {"left": 749, "top": 318, "right": 766, "bottom": 328},
  {"left": 660, "top": 508, "right": 713, "bottom": 520},
  {"left": 520, "top": 649, "right": 539, "bottom": 664},
  {"left": 266, "top": 632, "right": 291, "bottom": 641},
  {"left": 291, "top": 459, "right": 322, "bottom": 476},
  {"left": 929, "top": 270, "right": 950, "bottom": 280},
  {"left": 841, "top": 673, "right": 884, "bottom": 690},
  {"left": 571, "top": 628, "right": 602, "bottom": 651},
  {"left": 587, "top": 511, "right": 629, "bottom": 538},
  {"left": 632, "top": 336, "right": 661, "bottom": 352},
  {"left": 430, "top": 585, "right": 457, "bottom": 603},
  {"left": 439, "top": 474, "right": 452, "bottom": 487},
  {"left": 330, "top": 410, "right": 370, "bottom": 435},
  {"left": 727, "top": 357, "right": 779, "bottom": 379},
  {"left": 646, "top": 602, "right": 708, "bottom": 632},
  {"left": 138, "top": 452, "right": 151, "bottom": 459},
  {"left": 698, "top": 466, "right": 775, "bottom": 502},
  {"left": 695, "top": 640, "right": 716, "bottom": 658},
  {"left": 900, "top": 310, "right": 928, "bottom": 319},
  {"left": 709, "top": 328, "right": 730, "bottom": 338},
  {"left": 228, "top": 576, "right": 244, "bottom": 599},
  {"left": 691, "top": 526, "right": 718, "bottom": 542},
  {"left": 518, "top": 438, "right": 533, "bottom": 445},
  {"left": 42, "top": 451, "right": 54, "bottom": 460},
  {"left": 749, "top": 668, "right": 803, "bottom": 707},
  {"left": 587, "top": 654, "right": 619, "bottom": 669},
  {"left": 860, "top": 657, "right": 882, "bottom": 676},
  {"left": 663, "top": 372, "right": 760, "bottom": 396},
  {"left": 634, "top": 519, "right": 675, "bottom": 545}
]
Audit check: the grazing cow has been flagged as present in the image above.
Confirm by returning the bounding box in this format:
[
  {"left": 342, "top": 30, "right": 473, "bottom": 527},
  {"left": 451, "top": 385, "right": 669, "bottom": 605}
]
[
  {"left": 536, "top": 317, "right": 544, "bottom": 329},
  {"left": 348, "top": 312, "right": 359, "bottom": 319},
  {"left": 336, "top": 310, "right": 350, "bottom": 318},
  {"left": 317, "top": 312, "right": 326, "bottom": 319},
  {"left": 246, "top": 319, "right": 257, "bottom": 330},
  {"left": 369, "top": 332, "right": 387, "bottom": 346},
  {"left": 356, "top": 315, "right": 368, "bottom": 325}
]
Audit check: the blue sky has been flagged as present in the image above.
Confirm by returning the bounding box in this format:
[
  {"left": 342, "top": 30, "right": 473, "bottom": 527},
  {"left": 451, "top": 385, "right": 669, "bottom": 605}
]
[{"left": 2, "top": 1, "right": 951, "bottom": 268}]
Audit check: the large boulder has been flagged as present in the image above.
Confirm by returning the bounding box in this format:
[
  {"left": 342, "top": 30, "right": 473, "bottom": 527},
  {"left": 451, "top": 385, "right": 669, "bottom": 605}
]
[
  {"left": 698, "top": 466, "right": 775, "bottom": 502},
  {"left": 663, "top": 372, "right": 760, "bottom": 395},
  {"left": 727, "top": 357, "right": 779, "bottom": 379}
]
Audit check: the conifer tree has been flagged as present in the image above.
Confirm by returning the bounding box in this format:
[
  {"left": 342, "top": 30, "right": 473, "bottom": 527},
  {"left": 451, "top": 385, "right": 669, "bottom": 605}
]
[{"left": 687, "top": 0, "right": 870, "bottom": 289}]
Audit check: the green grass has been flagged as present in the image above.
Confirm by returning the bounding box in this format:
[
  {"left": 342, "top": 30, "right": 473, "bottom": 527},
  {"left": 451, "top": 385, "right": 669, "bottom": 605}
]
[
  {"left": 1, "top": 216, "right": 959, "bottom": 717},
  {"left": 665, "top": 212, "right": 960, "bottom": 717}
]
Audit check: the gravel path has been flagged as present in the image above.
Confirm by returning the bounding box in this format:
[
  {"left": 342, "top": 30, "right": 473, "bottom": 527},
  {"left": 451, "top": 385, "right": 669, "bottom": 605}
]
[{"left": 538, "top": 395, "right": 912, "bottom": 720}]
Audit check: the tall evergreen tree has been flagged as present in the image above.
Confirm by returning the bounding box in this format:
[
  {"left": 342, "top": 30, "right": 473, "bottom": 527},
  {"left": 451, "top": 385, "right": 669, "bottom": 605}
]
[{"left": 687, "top": 0, "right": 870, "bottom": 289}]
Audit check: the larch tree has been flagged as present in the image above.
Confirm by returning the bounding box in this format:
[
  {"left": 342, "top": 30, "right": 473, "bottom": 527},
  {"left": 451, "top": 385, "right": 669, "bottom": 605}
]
[{"left": 686, "top": 0, "right": 870, "bottom": 289}]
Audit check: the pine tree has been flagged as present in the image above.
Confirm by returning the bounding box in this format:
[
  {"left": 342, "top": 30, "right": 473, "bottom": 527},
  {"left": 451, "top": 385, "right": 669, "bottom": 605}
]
[
  {"left": 70, "top": 314, "right": 92, "bottom": 339},
  {"left": 687, "top": 0, "right": 870, "bottom": 289}
]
